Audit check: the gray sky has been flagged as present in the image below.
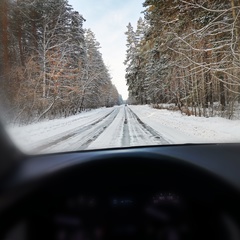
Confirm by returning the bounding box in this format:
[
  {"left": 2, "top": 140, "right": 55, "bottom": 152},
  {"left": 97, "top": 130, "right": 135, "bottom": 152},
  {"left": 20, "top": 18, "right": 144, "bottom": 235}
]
[{"left": 68, "top": 0, "right": 144, "bottom": 100}]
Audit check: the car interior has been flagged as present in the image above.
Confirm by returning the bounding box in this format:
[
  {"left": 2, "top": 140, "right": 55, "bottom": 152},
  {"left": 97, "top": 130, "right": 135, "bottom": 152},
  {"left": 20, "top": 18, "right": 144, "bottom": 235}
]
[{"left": 1, "top": 122, "right": 240, "bottom": 240}]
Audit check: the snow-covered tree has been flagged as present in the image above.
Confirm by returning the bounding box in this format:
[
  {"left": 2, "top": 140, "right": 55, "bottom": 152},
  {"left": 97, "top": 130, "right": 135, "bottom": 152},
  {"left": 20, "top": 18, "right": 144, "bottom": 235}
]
[
  {"left": 0, "top": 0, "right": 119, "bottom": 123},
  {"left": 125, "top": 0, "right": 240, "bottom": 119}
]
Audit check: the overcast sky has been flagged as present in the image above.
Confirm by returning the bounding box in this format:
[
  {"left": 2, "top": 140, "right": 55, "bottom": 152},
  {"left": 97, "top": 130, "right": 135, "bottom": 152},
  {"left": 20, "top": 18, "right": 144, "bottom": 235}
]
[{"left": 68, "top": 0, "right": 144, "bottom": 100}]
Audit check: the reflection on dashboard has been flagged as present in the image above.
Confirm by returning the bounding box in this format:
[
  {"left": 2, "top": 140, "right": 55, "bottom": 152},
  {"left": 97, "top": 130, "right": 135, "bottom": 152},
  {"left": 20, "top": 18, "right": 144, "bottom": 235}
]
[
  {"left": 151, "top": 192, "right": 180, "bottom": 205},
  {"left": 46, "top": 192, "right": 188, "bottom": 240},
  {"left": 66, "top": 196, "right": 97, "bottom": 209},
  {"left": 5, "top": 189, "right": 232, "bottom": 240}
]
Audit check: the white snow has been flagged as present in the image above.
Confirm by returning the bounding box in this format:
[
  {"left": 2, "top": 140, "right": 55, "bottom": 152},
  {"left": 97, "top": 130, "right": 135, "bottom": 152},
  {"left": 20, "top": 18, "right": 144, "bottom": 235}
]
[
  {"left": 88, "top": 107, "right": 125, "bottom": 149},
  {"left": 125, "top": 106, "right": 168, "bottom": 146},
  {"left": 128, "top": 105, "right": 240, "bottom": 144},
  {"left": 6, "top": 105, "right": 240, "bottom": 154},
  {"left": 6, "top": 107, "right": 115, "bottom": 153}
]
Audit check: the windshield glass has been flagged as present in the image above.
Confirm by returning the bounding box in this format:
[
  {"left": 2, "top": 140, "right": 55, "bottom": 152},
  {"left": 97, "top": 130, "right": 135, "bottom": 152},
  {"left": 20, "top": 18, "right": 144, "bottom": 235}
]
[{"left": 1, "top": 0, "right": 240, "bottom": 154}]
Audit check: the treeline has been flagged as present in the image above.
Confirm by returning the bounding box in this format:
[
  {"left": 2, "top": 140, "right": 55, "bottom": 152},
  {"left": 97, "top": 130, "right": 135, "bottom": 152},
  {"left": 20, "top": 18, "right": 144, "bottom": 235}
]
[
  {"left": 125, "top": 0, "right": 240, "bottom": 118},
  {"left": 0, "top": 0, "right": 121, "bottom": 124}
]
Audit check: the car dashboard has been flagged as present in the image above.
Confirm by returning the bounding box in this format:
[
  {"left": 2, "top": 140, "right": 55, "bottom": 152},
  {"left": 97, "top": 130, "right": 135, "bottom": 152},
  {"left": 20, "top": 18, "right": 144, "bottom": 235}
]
[{"left": 1, "top": 144, "right": 240, "bottom": 240}]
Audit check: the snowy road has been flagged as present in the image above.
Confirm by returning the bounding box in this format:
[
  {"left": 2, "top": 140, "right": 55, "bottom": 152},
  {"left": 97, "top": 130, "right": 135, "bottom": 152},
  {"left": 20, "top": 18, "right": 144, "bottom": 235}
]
[
  {"left": 35, "top": 107, "right": 120, "bottom": 153},
  {"left": 88, "top": 106, "right": 168, "bottom": 150},
  {"left": 7, "top": 105, "right": 240, "bottom": 154},
  {"left": 37, "top": 105, "right": 169, "bottom": 153},
  {"left": 7, "top": 105, "right": 170, "bottom": 154}
]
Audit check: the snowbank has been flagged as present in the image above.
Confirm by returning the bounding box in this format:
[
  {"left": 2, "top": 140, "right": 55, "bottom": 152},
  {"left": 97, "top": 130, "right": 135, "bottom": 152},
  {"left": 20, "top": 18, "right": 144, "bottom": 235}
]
[{"left": 129, "top": 105, "right": 240, "bottom": 143}]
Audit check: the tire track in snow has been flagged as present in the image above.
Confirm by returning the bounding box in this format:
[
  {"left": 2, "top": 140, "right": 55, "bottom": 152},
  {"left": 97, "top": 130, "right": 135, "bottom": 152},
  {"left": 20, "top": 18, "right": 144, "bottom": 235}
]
[
  {"left": 39, "top": 107, "right": 120, "bottom": 153},
  {"left": 126, "top": 107, "right": 169, "bottom": 145},
  {"left": 87, "top": 106, "right": 126, "bottom": 149},
  {"left": 76, "top": 107, "right": 120, "bottom": 150},
  {"left": 121, "top": 106, "right": 130, "bottom": 147},
  {"left": 33, "top": 108, "right": 118, "bottom": 153}
]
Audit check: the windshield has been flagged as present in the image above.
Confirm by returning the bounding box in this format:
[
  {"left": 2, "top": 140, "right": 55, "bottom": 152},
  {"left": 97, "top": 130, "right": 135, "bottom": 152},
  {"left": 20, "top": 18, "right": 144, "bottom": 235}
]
[{"left": 0, "top": 0, "right": 240, "bottom": 154}]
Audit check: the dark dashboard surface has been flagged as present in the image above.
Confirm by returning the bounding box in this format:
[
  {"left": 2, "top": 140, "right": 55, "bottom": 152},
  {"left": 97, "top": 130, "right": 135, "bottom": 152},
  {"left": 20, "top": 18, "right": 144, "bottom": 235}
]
[
  {"left": 5, "top": 143, "right": 240, "bottom": 188},
  {"left": 1, "top": 144, "right": 240, "bottom": 240}
]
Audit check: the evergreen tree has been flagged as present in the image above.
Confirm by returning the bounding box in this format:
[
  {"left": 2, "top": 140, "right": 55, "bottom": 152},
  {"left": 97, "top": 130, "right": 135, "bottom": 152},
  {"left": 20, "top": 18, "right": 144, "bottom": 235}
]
[{"left": 0, "top": 0, "right": 119, "bottom": 123}]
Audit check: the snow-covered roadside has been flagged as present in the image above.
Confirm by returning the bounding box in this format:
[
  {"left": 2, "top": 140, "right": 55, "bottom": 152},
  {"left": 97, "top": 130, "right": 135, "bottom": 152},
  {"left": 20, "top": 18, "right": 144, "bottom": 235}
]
[
  {"left": 6, "top": 107, "right": 115, "bottom": 152},
  {"left": 129, "top": 105, "right": 240, "bottom": 143}
]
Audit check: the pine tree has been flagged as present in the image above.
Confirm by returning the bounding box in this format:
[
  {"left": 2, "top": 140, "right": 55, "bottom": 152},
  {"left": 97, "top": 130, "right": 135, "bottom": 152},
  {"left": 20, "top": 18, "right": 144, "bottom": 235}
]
[{"left": 0, "top": 0, "right": 120, "bottom": 123}]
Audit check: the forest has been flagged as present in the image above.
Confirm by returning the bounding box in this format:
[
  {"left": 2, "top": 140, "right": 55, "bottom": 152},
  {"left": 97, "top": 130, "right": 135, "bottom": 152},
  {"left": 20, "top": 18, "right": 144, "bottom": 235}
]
[
  {"left": 0, "top": 0, "right": 121, "bottom": 124},
  {"left": 125, "top": 0, "right": 240, "bottom": 119}
]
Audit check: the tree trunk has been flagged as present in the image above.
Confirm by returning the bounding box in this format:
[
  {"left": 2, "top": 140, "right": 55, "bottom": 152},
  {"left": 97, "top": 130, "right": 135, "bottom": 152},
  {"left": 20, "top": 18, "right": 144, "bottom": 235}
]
[
  {"left": 219, "top": 78, "right": 225, "bottom": 111},
  {"left": 17, "top": 22, "right": 24, "bottom": 66},
  {"left": 2, "top": 0, "right": 10, "bottom": 75},
  {"left": 42, "top": 24, "right": 47, "bottom": 98}
]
